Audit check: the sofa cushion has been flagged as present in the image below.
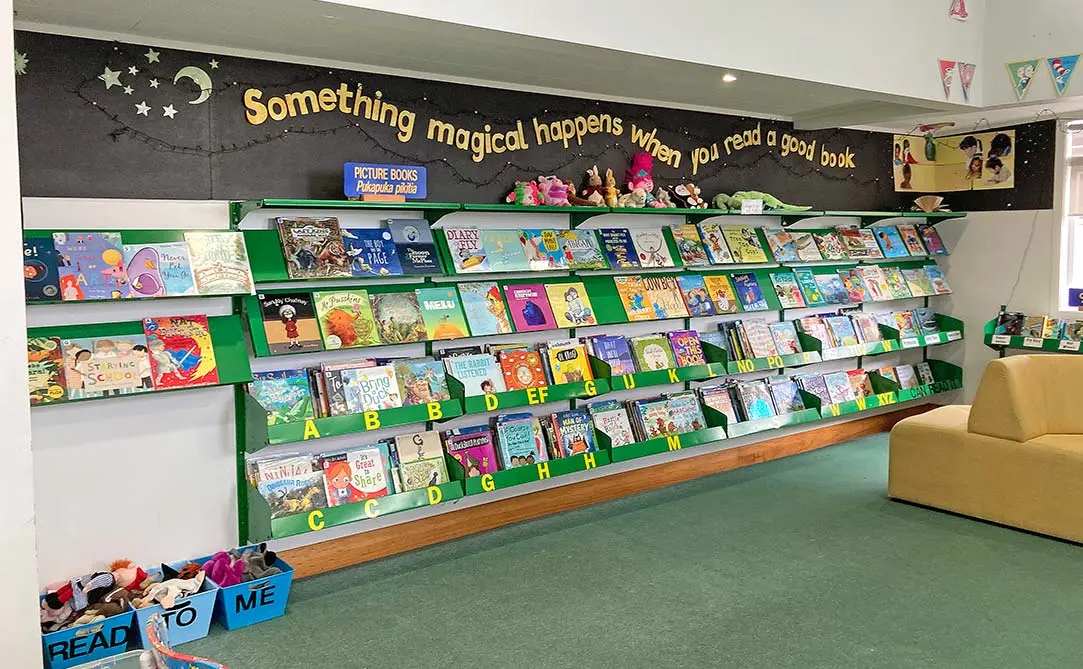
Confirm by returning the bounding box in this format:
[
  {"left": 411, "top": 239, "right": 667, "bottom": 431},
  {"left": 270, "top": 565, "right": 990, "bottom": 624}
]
[{"left": 964, "top": 355, "right": 1083, "bottom": 441}]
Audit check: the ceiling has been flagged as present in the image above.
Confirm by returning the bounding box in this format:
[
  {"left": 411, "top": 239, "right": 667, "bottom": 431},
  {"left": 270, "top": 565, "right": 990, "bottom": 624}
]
[{"left": 15, "top": 0, "right": 969, "bottom": 128}]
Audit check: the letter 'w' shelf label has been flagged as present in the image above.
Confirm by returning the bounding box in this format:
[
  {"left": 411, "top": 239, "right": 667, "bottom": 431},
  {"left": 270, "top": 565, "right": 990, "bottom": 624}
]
[
  {"left": 990, "top": 335, "right": 1011, "bottom": 345},
  {"left": 1059, "top": 340, "right": 1081, "bottom": 352},
  {"left": 1023, "top": 337, "right": 1043, "bottom": 348}
]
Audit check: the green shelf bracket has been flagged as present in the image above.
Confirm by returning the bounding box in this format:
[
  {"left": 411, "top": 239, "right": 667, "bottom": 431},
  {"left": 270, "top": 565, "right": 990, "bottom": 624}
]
[
  {"left": 229, "top": 200, "right": 264, "bottom": 228},
  {"left": 779, "top": 210, "right": 826, "bottom": 227}
]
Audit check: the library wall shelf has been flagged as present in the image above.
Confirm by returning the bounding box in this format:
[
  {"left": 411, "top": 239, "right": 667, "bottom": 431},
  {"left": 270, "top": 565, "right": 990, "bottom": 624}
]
[
  {"left": 983, "top": 317, "right": 1083, "bottom": 354},
  {"left": 451, "top": 450, "right": 610, "bottom": 496},
  {"left": 449, "top": 377, "right": 607, "bottom": 416},
  {"left": 229, "top": 199, "right": 462, "bottom": 227},
  {"left": 726, "top": 407, "right": 822, "bottom": 438}
]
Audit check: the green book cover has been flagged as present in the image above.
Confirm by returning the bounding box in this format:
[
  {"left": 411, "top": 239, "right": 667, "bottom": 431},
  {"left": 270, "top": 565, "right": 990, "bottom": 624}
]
[
  {"left": 415, "top": 286, "right": 470, "bottom": 340},
  {"left": 630, "top": 334, "right": 677, "bottom": 372},
  {"left": 312, "top": 289, "right": 380, "bottom": 349}
]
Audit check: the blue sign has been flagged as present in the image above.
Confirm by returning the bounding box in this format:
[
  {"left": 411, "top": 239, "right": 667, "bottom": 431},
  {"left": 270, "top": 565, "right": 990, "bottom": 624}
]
[
  {"left": 344, "top": 163, "right": 426, "bottom": 199},
  {"left": 1069, "top": 288, "right": 1083, "bottom": 307}
]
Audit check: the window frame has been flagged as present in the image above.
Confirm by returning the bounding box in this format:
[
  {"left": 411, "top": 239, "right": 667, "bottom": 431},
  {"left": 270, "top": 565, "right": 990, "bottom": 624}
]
[{"left": 1056, "top": 120, "right": 1083, "bottom": 317}]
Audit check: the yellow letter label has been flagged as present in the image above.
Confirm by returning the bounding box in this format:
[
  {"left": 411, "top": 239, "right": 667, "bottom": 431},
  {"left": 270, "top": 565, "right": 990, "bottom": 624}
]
[
  {"left": 537, "top": 462, "right": 551, "bottom": 479},
  {"left": 667, "top": 435, "right": 682, "bottom": 451},
  {"left": 481, "top": 474, "right": 495, "bottom": 492},
  {"left": 427, "top": 486, "right": 443, "bottom": 505},
  {"left": 364, "top": 499, "right": 381, "bottom": 518},
  {"left": 302, "top": 419, "right": 321, "bottom": 440},
  {"left": 583, "top": 452, "right": 597, "bottom": 469},
  {"left": 484, "top": 393, "right": 499, "bottom": 411},
  {"left": 363, "top": 411, "right": 381, "bottom": 430},
  {"left": 426, "top": 402, "right": 443, "bottom": 420},
  {"left": 307, "top": 509, "right": 325, "bottom": 531}
]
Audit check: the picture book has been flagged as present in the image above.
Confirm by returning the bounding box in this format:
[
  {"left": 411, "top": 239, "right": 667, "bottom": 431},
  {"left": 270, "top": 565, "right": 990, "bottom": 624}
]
[
  {"left": 916, "top": 362, "right": 936, "bottom": 385},
  {"left": 633, "top": 397, "right": 678, "bottom": 439},
  {"left": 277, "top": 217, "right": 351, "bottom": 279},
  {"left": 415, "top": 286, "right": 470, "bottom": 340},
  {"left": 552, "top": 409, "right": 596, "bottom": 456},
  {"left": 613, "top": 275, "right": 653, "bottom": 321},
  {"left": 813, "top": 231, "right": 848, "bottom": 260},
  {"left": 918, "top": 224, "right": 949, "bottom": 255},
  {"left": 504, "top": 283, "right": 557, "bottom": 332},
  {"left": 881, "top": 266, "right": 912, "bottom": 299},
  {"left": 480, "top": 229, "right": 530, "bottom": 272},
  {"left": 370, "top": 291, "right": 427, "bottom": 343},
  {"left": 630, "top": 334, "right": 677, "bottom": 371},
  {"left": 992, "top": 312, "right": 1023, "bottom": 336},
  {"left": 671, "top": 224, "right": 710, "bottom": 266},
  {"left": 23, "top": 238, "right": 61, "bottom": 301},
  {"left": 873, "top": 226, "right": 909, "bottom": 258},
  {"left": 642, "top": 275, "right": 689, "bottom": 319},
  {"left": 342, "top": 365, "right": 402, "bottom": 412},
  {"left": 697, "top": 223, "right": 735, "bottom": 264},
  {"left": 901, "top": 268, "right": 935, "bottom": 297},
  {"left": 52, "top": 231, "right": 127, "bottom": 300},
  {"left": 27, "top": 337, "right": 66, "bottom": 405},
  {"left": 792, "top": 232, "right": 822, "bottom": 262},
  {"left": 588, "top": 335, "right": 636, "bottom": 376},
  {"left": 895, "top": 364, "right": 919, "bottom": 389},
  {"left": 676, "top": 274, "right": 716, "bottom": 317},
  {"left": 546, "top": 282, "right": 597, "bottom": 327},
  {"left": 847, "top": 369, "right": 874, "bottom": 398},
  {"left": 547, "top": 339, "right": 595, "bottom": 384},
  {"left": 1041, "top": 316, "right": 1062, "bottom": 340},
  {"left": 823, "top": 371, "right": 855, "bottom": 404},
  {"left": 703, "top": 275, "right": 740, "bottom": 314},
  {"left": 769, "top": 379, "right": 805, "bottom": 413},
  {"left": 856, "top": 266, "right": 891, "bottom": 301},
  {"left": 254, "top": 455, "right": 326, "bottom": 519},
  {"left": 825, "top": 315, "right": 860, "bottom": 347},
  {"left": 457, "top": 281, "right": 512, "bottom": 336},
  {"left": 394, "top": 358, "right": 451, "bottom": 405},
  {"left": 630, "top": 229, "right": 675, "bottom": 267},
  {"left": 590, "top": 405, "right": 636, "bottom": 447},
  {"left": 764, "top": 228, "right": 799, "bottom": 262},
  {"left": 184, "top": 231, "right": 255, "bottom": 295},
  {"left": 837, "top": 227, "right": 868, "bottom": 258},
  {"left": 599, "top": 228, "right": 640, "bottom": 269},
  {"left": 874, "top": 367, "right": 898, "bottom": 385},
  {"left": 445, "top": 353, "right": 506, "bottom": 395},
  {"left": 496, "top": 415, "right": 549, "bottom": 467},
  {"left": 858, "top": 229, "right": 885, "bottom": 259},
  {"left": 398, "top": 456, "right": 449, "bottom": 491},
  {"left": 341, "top": 228, "right": 403, "bottom": 277},
  {"left": 852, "top": 313, "right": 883, "bottom": 343},
  {"left": 500, "top": 349, "right": 547, "bottom": 390},
  {"left": 557, "top": 229, "right": 608, "bottom": 270},
  {"left": 721, "top": 226, "right": 769, "bottom": 263},
  {"left": 123, "top": 241, "right": 196, "bottom": 298},
  {"left": 388, "top": 219, "right": 442, "bottom": 275},
  {"left": 736, "top": 381, "right": 776, "bottom": 421},
  {"left": 667, "top": 330, "right": 706, "bottom": 367},
  {"left": 143, "top": 315, "right": 219, "bottom": 389},
  {"left": 923, "top": 265, "right": 952, "bottom": 294},
  {"left": 1021, "top": 315, "right": 1045, "bottom": 338},
  {"left": 321, "top": 444, "right": 394, "bottom": 504},
  {"left": 444, "top": 227, "right": 490, "bottom": 272},
  {"left": 667, "top": 391, "right": 707, "bottom": 433},
  {"left": 837, "top": 269, "right": 867, "bottom": 303},
  {"left": 700, "top": 385, "right": 738, "bottom": 425},
  {"left": 313, "top": 289, "right": 380, "bottom": 348},
  {"left": 769, "top": 272, "right": 806, "bottom": 309},
  {"left": 250, "top": 369, "right": 313, "bottom": 425},
  {"left": 445, "top": 427, "right": 500, "bottom": 477},
  {"left": 731, "top": 273, "right": 769, "bottom": 311},
  {"left": 798, "top": 317, "right": 834, "bottom": 347},
  {"left": 62, "top": 334, "right": 151, "bottom": 399},
  {"left": 793, "top": 268, "right": 827, "bottom": 307},
  {"left": 795, "top": 374, "right": 831, "bottom": 406},
  {"left": 896, "top": 224, "right": 927, "bottom": 255},
  {"left": 519, "top": 228, "right": 568, "bottom": 271},
  {"left": 259, "top": 292, "right": 323, "bottom": 354},
  {"left": 743, "top": 319, "right": 778, "bottom": 358},
  {"left": 769, "top": 321, "right": 802, "bottom": 355},
  {"left": 1064, "top": 321, "right": 1083, "bottom": 341}
]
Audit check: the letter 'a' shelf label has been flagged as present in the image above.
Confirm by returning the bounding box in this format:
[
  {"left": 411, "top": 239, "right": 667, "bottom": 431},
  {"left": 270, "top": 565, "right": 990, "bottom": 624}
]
[
  {"left": 990, "top": 334, "right": 1011, "bottom": 345},
  {"left": 1059, "top": 340, "right": 1081, "bottom": 352},
  {"left": 1023, "top": 337, "right": 1043, "bottom": 348}
]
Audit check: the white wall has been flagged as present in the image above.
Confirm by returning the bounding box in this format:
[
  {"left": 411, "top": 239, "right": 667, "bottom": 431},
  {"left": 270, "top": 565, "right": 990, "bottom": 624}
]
[
  {"left": 984, "top": 0, "right": 1083, "bottom": 105},
  {"left": 328, "top": 0, "right": 987, "bottom": 104}
]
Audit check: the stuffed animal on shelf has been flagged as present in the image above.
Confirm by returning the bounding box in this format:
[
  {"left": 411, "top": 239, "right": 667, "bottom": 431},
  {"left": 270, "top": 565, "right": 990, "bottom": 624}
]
[
  {"left": 625, "top": 151, "right": 661, "bottom": 207},
  {"left": 203, "top": 551, "right": 244, "bottom": 588},
  {"left": 602, "top": 168, "right": 620, "bottom": 207},
  {"left": 581, "top": 166, "right": 606, "bottom": 206},
  {"left": 616, "top": 188, "right": 648, "bottom": 208},
  {"left": 136, "top": 571, "right": 205, "bottom": 610},
  {"left": 654, "top": 187, "right": 677, "bottom": 208},
  {"left": 537, "top": 175, "right": 571, "bottom": 206},
  {"left": 667, "top": 183, "right": 708, "bottom": 209},
  {"left": 713, "top": 191, "right": 812, "bottom": 211},
  {"left": 564, "top": 179, "right": 597, "bottom": 207},
  {"left": 505, "top": 180, "right": 541, "bottom": 206}
]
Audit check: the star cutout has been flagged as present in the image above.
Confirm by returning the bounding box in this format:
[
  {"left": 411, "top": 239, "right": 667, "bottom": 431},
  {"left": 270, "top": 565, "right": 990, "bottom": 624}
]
[
  {"left": 149, "top": 78, "right": 159, "bottom": 88},
  {"left": 208, "top": 59, "right": 219, "bottom": 69},
  {"left": 99, "top": 66, "right": 122, "bottom": 89},
  {"left": 123, "top": 85, "right": 133, "bottom": 95},
  {"left": 162, "top": 104, "right": 177, "bottom": 119},
  {"left": 135, "top": 101, "right": 150, "bottom": 116},
  {"left": 128, "top": 66, "right": 139, "bottom": 76},
  {"left": 144, "top": 48, "right": 160, "bottom": 64},
  {"left": 14, "top": 50, "right": 28, "bottom": 76}
]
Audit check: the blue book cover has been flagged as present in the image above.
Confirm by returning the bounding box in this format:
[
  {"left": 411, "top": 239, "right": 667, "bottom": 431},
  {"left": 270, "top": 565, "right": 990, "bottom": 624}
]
[
  {"left": 666, "top": 391, "right": 707, "bottom": 433},
  {"left": 23, "top": 238, "right": 60, "bottom": 301},
  {"left": 793, "top": 268, "right": 827, "bottom": 307},
  {"left": 731, "top": 273, "right": 769, "bottom": 311},
  {"left": 599, "top": 228, "right": 640, "bottom": 269},
  {"left": 481, "top": 230, "right": 530, "bottom": 272},
  {"left": 923, "top": 265, "right": 951, "bottom": 293},
  {"left": 458, "top": 281, "right": 513, "bottom": 335},
  {"left": 588, "top": 335, "right": 636, "bottom": 375},
  {"left": 873, "top": 226, "right": 910, "bottom": 258},
  {"left": 519, "top": 229, "right": 568, "bottom": 271},
  {"left": 495, "top": 415, "right": 547, "bottom": 468},
  {"left": 52, "top": 231, "right": 128, "bottom": 300},
  {"left": 343, "top": 228, "right": 404, "bottom": 277},
  {"left": 676, "top": 274, "right": 717, "bottom": 317},
  {"left": 814, "top": 274, "right": 851, "bottom": 304},
  {"left": 553, "top": 409, "right": 596, "bottom": 457},
  {"left": 250, "top": 369, "right": 313, "bottom": 425},
  {"left": 388, "top": 219, "right": 441, "bottom": 274}
]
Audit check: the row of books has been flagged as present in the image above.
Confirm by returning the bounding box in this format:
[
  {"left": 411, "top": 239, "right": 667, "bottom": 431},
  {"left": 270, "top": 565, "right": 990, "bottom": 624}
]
[
  {"left": 27, "top": 314, "right": 220, "bottom": 405},
  {"left": 277, "top": 216, "right": 440, "bottom": 279},
  {"left": 993, "top": 312, "right": 1083, "bottom": 341},
  {"left": 23, "top": 231, "right": 255, "bottom": 302}
]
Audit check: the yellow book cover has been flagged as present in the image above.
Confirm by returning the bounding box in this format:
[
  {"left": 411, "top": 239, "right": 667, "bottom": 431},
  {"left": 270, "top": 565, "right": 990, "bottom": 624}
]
[
  {"left": 703, "top": 275, "right": 740, "bottom": 314},
  {"left": 642, "top": 275, "right": 689, "bottom": 319},
  {"left": 721, "top": 226, "right": 769, "bottom": 263},
  {"left": 613, "top": 276, "right": 653, "bottom": 321},
  {"left": 546, "top": 342, "right": 594, "bottom": 384},
  {"left": 545, "top": 282, "right": 597, "bottom": 328}
]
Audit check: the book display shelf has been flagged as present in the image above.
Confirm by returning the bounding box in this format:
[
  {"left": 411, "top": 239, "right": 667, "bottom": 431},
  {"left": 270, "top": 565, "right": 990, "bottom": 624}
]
[
  {"left": 228, "top": 200, "right": 966, "bottom": 545},
  {"left": 983, "top": 310, "right": 1083, "bottom": 355}
]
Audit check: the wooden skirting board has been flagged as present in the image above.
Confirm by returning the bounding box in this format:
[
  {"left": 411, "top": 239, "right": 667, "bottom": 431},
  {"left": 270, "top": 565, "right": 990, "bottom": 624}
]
[{"left": 281, "top": 404, "right": 933, "bottom": 579}]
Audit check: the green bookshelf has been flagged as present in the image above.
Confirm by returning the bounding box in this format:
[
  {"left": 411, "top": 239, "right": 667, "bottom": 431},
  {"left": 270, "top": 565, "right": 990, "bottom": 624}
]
[
  {"left": 229, "top": 199, "right": 461, "bottom": 226},
  {"left": 451, "top": 449, "right": 611, "bottom": 496},
  {"left": 450, "top": 376, "right": 607, "bottom": 415},
  {"left": 602, "top": 405, "right": 728, "bottom": 463},
  {"left": 983, "top": 317, "right": 1080, "bottom": 354}
]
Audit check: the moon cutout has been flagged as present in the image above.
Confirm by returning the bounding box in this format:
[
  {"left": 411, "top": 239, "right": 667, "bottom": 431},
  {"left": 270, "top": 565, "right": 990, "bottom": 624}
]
[{"left": 173, "top": 66, "right": 213, "bottom": 105}]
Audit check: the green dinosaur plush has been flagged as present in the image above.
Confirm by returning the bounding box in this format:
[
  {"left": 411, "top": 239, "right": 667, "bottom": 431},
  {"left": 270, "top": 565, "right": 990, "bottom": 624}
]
[{"left": 713, "top": 191, "right": 812, "bottom": 212}]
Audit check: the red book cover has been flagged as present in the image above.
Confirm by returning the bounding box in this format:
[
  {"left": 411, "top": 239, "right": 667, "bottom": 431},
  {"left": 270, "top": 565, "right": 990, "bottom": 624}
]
[
  {"left": 142, "top": 315, "right": 220, "bottom": 389},
  {"left": 499, "top": 350, "right": 547, "bottom": 390}
]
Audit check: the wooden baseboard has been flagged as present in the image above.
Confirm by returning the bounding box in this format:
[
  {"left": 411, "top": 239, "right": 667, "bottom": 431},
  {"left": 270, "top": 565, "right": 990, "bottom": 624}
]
[{"left": 281, "top": 404, "right": 932, "bottom": 579}]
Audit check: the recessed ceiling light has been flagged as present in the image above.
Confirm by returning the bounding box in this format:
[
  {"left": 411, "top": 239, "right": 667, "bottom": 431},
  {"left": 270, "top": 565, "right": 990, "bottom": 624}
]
[{"left": 722, "top": 73, "right": 738, "bottom": 83}]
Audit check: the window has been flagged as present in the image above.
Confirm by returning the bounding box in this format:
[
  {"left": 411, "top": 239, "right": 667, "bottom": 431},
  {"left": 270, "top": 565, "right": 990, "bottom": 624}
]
[{"left": 1062, "top": 121, "right": 1083, "bottom": 310}]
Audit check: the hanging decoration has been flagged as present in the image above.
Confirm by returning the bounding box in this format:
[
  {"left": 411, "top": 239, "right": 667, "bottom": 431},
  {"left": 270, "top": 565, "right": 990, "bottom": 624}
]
[
  {"left": 958, "top": 62, "right": 976, "bottom": 102},
  {"left": 949, "top": 0, "right": 968, "bottom": 21},
  {"left": 938, "top": 59, "right": 957, "bottom": 99},
  {"left": 1006, "top": 60, "right": 1039, "bottom": 101},
  {"left": 1046, "top": 55, "right": 1080, "bottom": 97}
]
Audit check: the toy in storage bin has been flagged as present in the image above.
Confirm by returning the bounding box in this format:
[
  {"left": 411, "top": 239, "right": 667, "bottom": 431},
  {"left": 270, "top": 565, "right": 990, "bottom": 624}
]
[
  {"left": 40, "top": 597, "right": 135, "bottom": 669},
  {"left": 133, "top": 562, "right": 220, "bottom": 648},
  {"left": 199, "top": 545, "right": 294, "bottom": 630}
]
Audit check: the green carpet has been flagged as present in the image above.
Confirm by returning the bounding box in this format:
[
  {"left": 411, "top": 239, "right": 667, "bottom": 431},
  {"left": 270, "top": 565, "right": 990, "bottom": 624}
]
[{"left": 188, "top": 435, "right": 1083, "bottom": 668}]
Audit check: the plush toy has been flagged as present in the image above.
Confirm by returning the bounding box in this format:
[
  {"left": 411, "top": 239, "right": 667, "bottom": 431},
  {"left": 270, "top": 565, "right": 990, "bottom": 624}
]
[
  {"left": 564, "top": 179, "right": 596, "bottom": 207},
  {"left": 713, "top": 191, "right": 812, "bottom": 211},
  {"left": 203, "top": 551, "right": 244, "bottom": 588},
  {"left": 234, "top": 543, "right": 282, "bottom": 581},
  {"left": 40, "top": 598, "right": 78, "bottom": 633},
  {"left": 624, "top": 152, "right": 664, "bottom": 207},
  {"left": 536, "top": 175, "right": 571, "bottom": 206},
  {"left": 602, "top": 168, "right": 619, "bottom": 207},
  {"left": 44, "top": 572, "right": 116, "bottom": 612},
  {"left": 175, "top": 562, "right": 203, "bottom": 581},
  {"left": 616, "top": 188, "right": 648, "bottom": 208},
  {"left": 654, "top": 187, "right": 677, "bottom": 208},
  {"left": 137, "top": 572, "right": 205, "bottom": 610},
  {"left": 112, "top": 559, "right": 155, "bottom": 593},
  {"left": 75, "top": 586, "right": 134, "bottom": 622},
  {"left": 581, "top": 166, "right": 606, "bottom": 206},
  {"left": 505, "top": 180, "right": 540, "bottom": 206},
  {"left": 667, "top": 183, "right": 708, "bottom": 209}
]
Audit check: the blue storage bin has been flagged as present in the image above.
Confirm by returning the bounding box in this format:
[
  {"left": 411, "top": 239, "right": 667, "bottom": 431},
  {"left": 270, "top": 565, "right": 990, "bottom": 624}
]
[
  {"left": 40, "top": 596, "right": 134, "bottom": 669},
  {"left": 133, "top": 563, "right": 219, "bottom": 648},
  {"left": 197, "top": 545, "right": 294, "bottom": 630}
]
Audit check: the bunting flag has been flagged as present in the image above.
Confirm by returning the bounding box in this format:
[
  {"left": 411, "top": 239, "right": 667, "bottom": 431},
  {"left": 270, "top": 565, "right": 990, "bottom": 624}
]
[
  {"left": 1047, "top": 55, "right": 1080, "bottom": 96},
  {"left": 958, "top": 62, "right": 976, "bottom": 102},
  {"left": 938, "top": 59, "right": 957, "bottom": 99},
  {"left": 949, "top": 0, "right": 968, "bottom": 21},
  {"left": 1006, "top": 59, "right": 1040, "bottom": 101}
]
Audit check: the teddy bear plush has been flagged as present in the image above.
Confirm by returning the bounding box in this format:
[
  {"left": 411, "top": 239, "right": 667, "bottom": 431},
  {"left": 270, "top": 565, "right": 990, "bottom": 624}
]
[
  {"left": 616, "top": 188, "right": 648, "bottom": 208},
  {"left": 602, "top": 168, "right": 619, "bottom": 207},
  {"left": 536, "top": 175, "right": 571, "bottom": 206},
  {"left": 563, "top": 179, "right": 596, "bottom": 207},
  {"left": 581, "top": 166, "right": 606, "bottom": 206}
]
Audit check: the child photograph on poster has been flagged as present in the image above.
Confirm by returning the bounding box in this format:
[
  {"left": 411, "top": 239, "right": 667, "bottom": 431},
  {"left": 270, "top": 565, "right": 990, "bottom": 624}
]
[{"left": 893, "top": 130, "right": 1015, "bottom": 193}]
